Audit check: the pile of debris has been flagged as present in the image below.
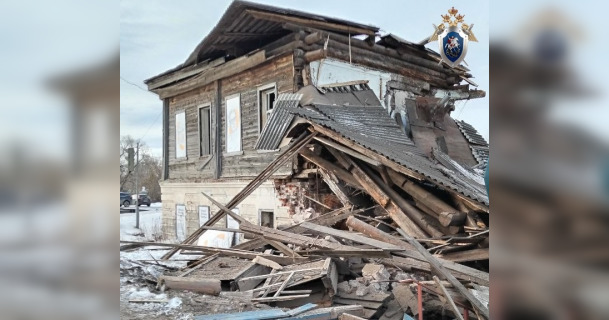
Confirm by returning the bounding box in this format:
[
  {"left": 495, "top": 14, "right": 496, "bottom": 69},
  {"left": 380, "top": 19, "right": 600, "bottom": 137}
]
[{"left": 121, "top": 125, "right": 489, "bottom": 319}]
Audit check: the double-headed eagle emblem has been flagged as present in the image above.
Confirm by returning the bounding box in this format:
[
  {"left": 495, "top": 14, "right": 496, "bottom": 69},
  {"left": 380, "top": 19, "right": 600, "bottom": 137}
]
[{"left": 424, "top": 7, "right": 478, "bottom": 68}]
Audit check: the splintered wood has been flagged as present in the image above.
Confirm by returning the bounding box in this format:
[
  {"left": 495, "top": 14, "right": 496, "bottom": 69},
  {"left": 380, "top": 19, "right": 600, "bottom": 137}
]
[{"left": 123, "top": 128, "right": 489, "bottom": 319}]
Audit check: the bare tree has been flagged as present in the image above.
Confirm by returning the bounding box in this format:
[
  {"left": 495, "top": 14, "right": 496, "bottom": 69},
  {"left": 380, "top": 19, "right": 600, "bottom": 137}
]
[{"left": 120, "top": 135, "right": 162, "bottom": 202}]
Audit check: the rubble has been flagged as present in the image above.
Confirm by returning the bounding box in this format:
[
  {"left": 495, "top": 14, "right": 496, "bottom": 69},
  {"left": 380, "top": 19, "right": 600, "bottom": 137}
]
[{"left": 123, "top": 1, "right": 490, "bottom": 319}]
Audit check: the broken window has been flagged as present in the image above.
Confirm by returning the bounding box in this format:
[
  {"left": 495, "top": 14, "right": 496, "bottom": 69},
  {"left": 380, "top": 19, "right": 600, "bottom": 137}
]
[
  {"left": 259, "top": 210, "right": 274, "bottom": 228},
  {"left": 258, "top": 85, "right": 276, "bottom": 132},
  {"left": 199, "top": 105, "right": 211, "bottom": 156}
]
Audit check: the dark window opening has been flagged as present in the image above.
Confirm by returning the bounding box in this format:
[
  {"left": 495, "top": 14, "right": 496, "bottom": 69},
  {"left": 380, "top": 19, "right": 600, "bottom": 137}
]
[
  {"left": 260, "top": 210, "right": 274, "bottom": 228},
  {"left": 259, "top": 87, "right": 276, "bottom": 132},
  {"left": 199, "top": 106, "right": 211, "bottom": 156}
]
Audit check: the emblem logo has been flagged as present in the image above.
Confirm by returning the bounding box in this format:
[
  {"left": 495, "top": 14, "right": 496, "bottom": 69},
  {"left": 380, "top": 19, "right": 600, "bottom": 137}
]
[{"left": 426, "top": 7, "right": 478, "bottom": 68}]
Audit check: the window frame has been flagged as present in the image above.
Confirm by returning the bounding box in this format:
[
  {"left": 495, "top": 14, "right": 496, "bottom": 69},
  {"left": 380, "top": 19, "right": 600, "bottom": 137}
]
[
  {"left": 175, "top": 110, "right": 187, "bottom": 159},
  {"left": 197, "top": 103, "right": 212, "bottom": 157},
  {"left": 257, "top": 83, "right": 277, "bottom": 133},
  {"left": 225, "top": 93, "right": 242, "bottom": 153},
  {"left": 258, "top": 209, "right": 275, "bottom": 229}
]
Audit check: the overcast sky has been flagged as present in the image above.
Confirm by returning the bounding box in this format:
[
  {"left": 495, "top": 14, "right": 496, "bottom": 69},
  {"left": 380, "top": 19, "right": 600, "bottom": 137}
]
[{"left": 120, "top": 0, "right": 489, "bottom": 157}]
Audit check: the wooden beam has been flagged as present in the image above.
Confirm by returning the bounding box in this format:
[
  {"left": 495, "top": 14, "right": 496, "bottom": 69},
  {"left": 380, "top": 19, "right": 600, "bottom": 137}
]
[
  {"left": 360, "top": 161, "right": 444, "bottom": 238},
  {"left": 433, "top": 276, "right": 465, "bottom": 320},
  {"left": 248, "top": 10, "right": 377, "bottom": 36},
  {"left": 159, "top": 276, "right": 221, "bottom": 296},
  {"left": 387, "top": 168, "right": 466, "bottom": 227},
  {"left": 265, "top": 239, "right": 303, "bottom": 258},
  {"left": 252, "top": 256, "right": 283, "bottom": 270},
  {"left": 343, "top": 156, "right": 429, "bottom": 239},
  {"left": 300, "top": 221, "right": 401, "bottom": 250},
  {"left": 345, "top": 217, "right": 489, "bottom": 286},
  {"left": 314, "top": 136, "right": 381, "bottom": 167},
  {"left": 396, "top": 229, "right": 489, "bottom": 319},
  {"left": 300, "top": 147, "right": 361, "bottom": 188},
  {"left": 155, "top": 50, "right": 267, "bottom": 99},
  {"left": 273, "top": 272, "right": 295, "bottom": 297},
  {"left": 240, "top": 223, "right": 363, "bottom": 252},
  {"left": 121, "top": 241, "right": 306, "bottom": 265},
  {"left": 437, "top": 248, "right": 489, "bottom": 263},
  {"left": 318, "top": 169, "right": 352, "bottom": 206}
]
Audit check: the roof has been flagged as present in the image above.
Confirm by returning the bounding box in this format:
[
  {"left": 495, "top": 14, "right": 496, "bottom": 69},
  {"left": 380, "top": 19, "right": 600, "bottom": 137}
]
[
  {"left": 456, "top": 120, "right": 489, "bottom": 168},
  {"left": 256, "top": 84, "right": 383, "bottom": 151},
  {"left": 255, "top": 93, "right": 303, "bottom": 150},
  {"left": 257, "top": 84, "right": 488, "bottom": 204},
  {"left": 292, "top": 105, "right": 489, "bottom": 205},
  {"left": 184, "top": 0, "right": 378, "bottom": 68}
]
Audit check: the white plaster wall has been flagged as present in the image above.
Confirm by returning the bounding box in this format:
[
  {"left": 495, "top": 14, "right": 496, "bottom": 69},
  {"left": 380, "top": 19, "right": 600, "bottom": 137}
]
[
  {"left": 159, "top": 180, "right": 290, "bottom": 241},
  {"left": 309, "top": 58, "right": 392, "bottom": 109}
]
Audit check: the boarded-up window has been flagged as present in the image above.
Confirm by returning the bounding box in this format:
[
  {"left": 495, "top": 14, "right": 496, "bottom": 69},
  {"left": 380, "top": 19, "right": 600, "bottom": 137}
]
[
  {"left": 225, "top": 95, "right": 241, "bottom": 153},
  {"left": 176, "top": 204, "right": 186, "bottom": 241},
  {"left": 198, "top": 205, "right": 210, "bottom": 226},
  {"left": 175, "top": 111, "right": 186, "bottom": 159},
  {"left": 259, "top": 210, "right": 274, "bottom": 228},
  {"left": 199, "top": 106, "right": 211, "bottom": 156},
  {"left": 258, "top": 86, "right": 276, "bottom": 132}
]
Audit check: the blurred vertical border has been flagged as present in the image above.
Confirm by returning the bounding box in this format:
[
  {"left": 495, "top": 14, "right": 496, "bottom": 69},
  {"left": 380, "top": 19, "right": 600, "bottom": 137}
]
[
  {"left": 0, "top": 0, "right": 117, "bottom": 318},
  {"left": 490, "top": 1, "right": 609, "bottom": 319}
]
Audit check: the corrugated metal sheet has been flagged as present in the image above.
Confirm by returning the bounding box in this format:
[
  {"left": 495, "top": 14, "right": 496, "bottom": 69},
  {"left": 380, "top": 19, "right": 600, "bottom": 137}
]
[
  {"left": 290, "top": 105, "right": 489, "bottom": 205},
  {"left": 456, "top": 120, "right": 489, "bottom": 168},
  {"left": 255, "top": 93, "right": 303, "bottom": 150}
]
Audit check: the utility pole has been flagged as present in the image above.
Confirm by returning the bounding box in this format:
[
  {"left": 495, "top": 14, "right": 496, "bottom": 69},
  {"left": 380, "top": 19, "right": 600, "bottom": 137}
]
[{"left": 135, "top": 141, "right": 140, "bottom": 229}]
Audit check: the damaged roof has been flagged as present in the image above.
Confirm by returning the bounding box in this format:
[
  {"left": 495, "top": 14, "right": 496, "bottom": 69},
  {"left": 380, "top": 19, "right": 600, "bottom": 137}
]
[
  {"left": 257, "top": 84, "right": 489, "bottom": 205},
  {"left": 456, "top": 120, "right": 489, "bottom": 168},
  {"left": 184, "top": 0, "right": 378, "bottom": 68}
]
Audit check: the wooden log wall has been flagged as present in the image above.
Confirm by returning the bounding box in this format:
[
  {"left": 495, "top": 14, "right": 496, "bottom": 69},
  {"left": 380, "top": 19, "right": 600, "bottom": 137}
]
[{"left": 166, "top": 53, "right": 295, "bottom": 181}]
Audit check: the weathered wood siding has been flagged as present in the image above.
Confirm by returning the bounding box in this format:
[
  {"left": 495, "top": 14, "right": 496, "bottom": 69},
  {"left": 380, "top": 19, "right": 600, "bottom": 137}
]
[
  {"left": 220, "top": 53, "right": 294, "bottom": 178},
  {"left": 166, "top": 53, "right": 295, "bottom": 182}
]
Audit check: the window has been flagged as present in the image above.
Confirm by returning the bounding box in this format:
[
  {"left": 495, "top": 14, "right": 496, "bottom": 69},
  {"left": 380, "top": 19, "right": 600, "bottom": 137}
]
[
  {"left": 259, "top": 210, "right": 274, "bottom": 228},
  {"left": 175, "top": 111, "right": 187, "bottom": 159},
  {"left": 225, "top": 95, "right": 241, "bottom": 153},
  {"left": 258, "top": 85, "right": 276, "bottom": 132},
  {"left": 199, "top": 106, "right": 211, "bottom": 156}
]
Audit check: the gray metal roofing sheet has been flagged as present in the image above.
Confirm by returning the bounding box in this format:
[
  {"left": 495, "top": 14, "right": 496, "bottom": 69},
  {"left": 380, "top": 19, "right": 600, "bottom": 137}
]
[
  {"left": 290, "top": 105, "right": 489, "bottom": 205},
  {"left": 255, "top": 93, "right": 302, "bottom": 150}
]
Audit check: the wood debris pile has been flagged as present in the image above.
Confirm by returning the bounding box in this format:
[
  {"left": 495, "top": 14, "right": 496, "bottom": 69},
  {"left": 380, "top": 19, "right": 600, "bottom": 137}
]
[{"left": 121, "top": 130, "right": 489, "bottom": 320}]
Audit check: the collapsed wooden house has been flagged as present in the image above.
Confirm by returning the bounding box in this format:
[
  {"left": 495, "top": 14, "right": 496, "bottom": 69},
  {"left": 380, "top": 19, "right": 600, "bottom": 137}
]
[
  {"left": 134, "top": 2, "right": 489, "bottom": 318},
  {"left": 144, "top": 1, "right": 487, "bottom": 241}
]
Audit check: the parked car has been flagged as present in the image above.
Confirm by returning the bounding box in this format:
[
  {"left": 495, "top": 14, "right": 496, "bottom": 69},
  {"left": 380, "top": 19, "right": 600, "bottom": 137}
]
[
  {"left": 134, "top": 194, "right": 151, "bottom": 207},
  {"left": 120, "top": 192, "right": 131, "bottom": 207}
]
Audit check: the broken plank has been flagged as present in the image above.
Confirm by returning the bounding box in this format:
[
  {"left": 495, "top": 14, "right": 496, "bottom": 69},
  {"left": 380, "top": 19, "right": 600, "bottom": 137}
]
[
  {"left": 396, "top": 228, "right": 489, "bottom": 319},
  {"left": 252, "top": 256, "right": 283, "bottom": 270},
  {"left": 265, "top": 239, "right": 303, "bottom": 258},
  {"left": 434, "top": 275, "right": 465, "bottom": 320},
  {"left": 274, "top": 272, "right": 295, "bottom": 297},
  {"left": 333, "top": 297, "right": 383, "bottom": 310},
  {"left": 120, "top": 240, "right": 305, "bottom": 265},
  {"left": 240, "top": 223, "right": 360, "bottom": 252},
  {"left": 437, "top": 248, "right": 489, "bottom": 263},
  {"left": 341, "top": 156, "right": 429, "bottom": 239},
  {"left": 300, "top": 249, "right": 391, "bottom": 258},
  {"left": 251, "top": 294, "right": 311, "bottom": 302},
  {"left": 239, "top": 268, "right": 323, "bottom": 282},
  {"left": 159, "top": 276, "right": 221, "bottom": 295},
  {"left": 339, "top": 314, "right": 367, "bottom": 320},
  {"left": 314, "top": 136, "right": 381, "bottom": 166},
  {"left": 300, "top": 221, "right": 402, "bottom": 250}
]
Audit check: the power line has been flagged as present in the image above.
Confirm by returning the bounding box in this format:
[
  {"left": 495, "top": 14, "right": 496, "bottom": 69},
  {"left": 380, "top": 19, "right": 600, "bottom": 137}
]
[{"left": 120, "top": 76, "right": 151, "bottom": 93}]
